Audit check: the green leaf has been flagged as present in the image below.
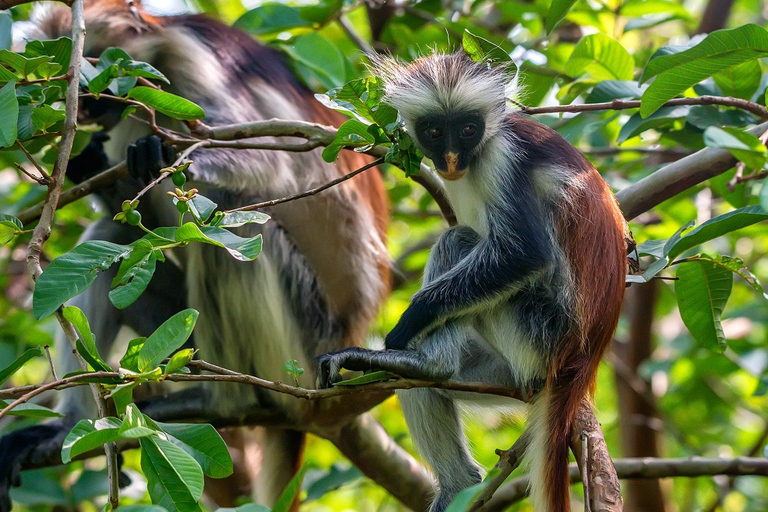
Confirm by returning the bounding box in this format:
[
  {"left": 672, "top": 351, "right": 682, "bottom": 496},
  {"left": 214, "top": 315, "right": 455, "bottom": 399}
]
[
  {"left": 322, "top": 119, "right": 377, "bottom": 163},
  {"left": 703, "top": 126, "right": 767, "bottom": 169},
  {"left": 0, "top": 213, "right": 23, "bottom": 245},
  {"left": 61, "top": 417, "right": 123, "bottom": 463},
  {"left": 333, "top": 370, "right": 393, "bottom": 386},
  {"left": 109, "top": 241, "right": 159, "bottom": 309},
  {"left": 187, "top": 195, "right": 218, "bottom": 224},
  {"left": 30, "top": 104, "right": 65, "bottom": 132},
  {"left": 666, "top": 205, "right": 768, "bottom": 260},
  {"left": 174, "top": 223, "right": 262, "bottom": 261},
  {"left": 272, "top": 465, "right": 308, "bottom": 512},
  {"left": 707, "top": 255, "right": 768, "bottom": 300},
  {"left": 140, "top": 436, "right": 204, "bottom": 512},
  {"left": 156, "top": 422, "right": 233, "bottom": 479},
  {"left": 0, "top": 50, "right": 52, "bottom": 78},
  {"left": 216, "top": 505, "right": 270, "bottom": 512},
  {"left": 33, "top": 241, "right": 131, "bottom": 319},
  {"left": 617, "top": 105, "right": 690, "bottom": 143},
  {"left": 546, "top": 0, "right": 578, "bottom": 33},
  {"left": 120, "top": 337, "right": 147, "bottom": 372},
  {"left": 118, "top": 404, "right": 157, "bottom": 438},
  {"left": 164, "top": 348, "right": 194, "bottom": 375},
  {"left": 282, "top": 33, "right": 348, "bottom": 91},
  {"left": 675, "top": 260, "right": 733, "bottom": 351},
  {"left": 585, "top": 80, "right": 647, "bottom": 103},
  {"left": 138, "top": 309, "right": 198, "bottom": 371},
  {"left": 108, "top": 381, "right": 140, "bottom": 416},
  {"left": 0, "top": 80, "right": 18, "bottom": 147},
  {"left": 713, "top": 60, "right": 762, "bottom": 100},
  {"left": 565, "top": 34, "right": 634, "bottom": 81},
  {"left": 284, "top": 359, "right": 304, "bottom": 380},
  {"left": 0, "top": 13, "right": 11, "bottom": 51},
  {"left": 304, "top": 464, "right": 363, "bottom": 501},
  {"left": 116, "top": 506, "right": 168, "bottom": 512},
  {"left": 234, "top": 3, "right": 312, "bottom": 35},
  {"left": 316, "top": 76, "right": 397, "bottom": 128},
  {"left": 461, "top": 31, "right": 516, "bottom": 80},
  {"left": 445, "top": 480, "right": 490, "bottom": 512},
  {"left": 76, "top": 338, "right": 113, "bottom": 372},
  {"left": 639, "top": 24, "right": 768, "bottom": 117},
  {"left": 760, "top": 182, "right": 768, "bottom": 213},
  {"left": 0, "top": 213, "right": 22, "bottom": 230},
  {"left": 216, "top": 211, "right": 270, "bottom": 228},
  {"left": 23, "top": 37, "right": 72, "bottom": 70},
  {"left": 0, "top": 400, "right": 64, "bottom": 418},
  {"left": 62, "top": 305, "right": 97, "bottom": 354},
  {"left": 0, "top": 347, "right": 42, "bottom": 385},
  {"left": 127, "top": 87, "right": 205, "bottom": 120}
]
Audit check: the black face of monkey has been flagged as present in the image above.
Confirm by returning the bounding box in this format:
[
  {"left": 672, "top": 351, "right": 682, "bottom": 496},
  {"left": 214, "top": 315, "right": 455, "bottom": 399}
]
[{"left": 414, "top": 111, "right": 485, "bottom": 181}]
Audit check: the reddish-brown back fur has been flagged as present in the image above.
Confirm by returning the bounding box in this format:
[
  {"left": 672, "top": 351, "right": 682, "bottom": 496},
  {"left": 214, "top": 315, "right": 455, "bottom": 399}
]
[
  {"left": 543, "top": 165, "right": 626, "bottom": 511},
  {"left": 508, "top": 116, "right": 626, "bottom": 511}
]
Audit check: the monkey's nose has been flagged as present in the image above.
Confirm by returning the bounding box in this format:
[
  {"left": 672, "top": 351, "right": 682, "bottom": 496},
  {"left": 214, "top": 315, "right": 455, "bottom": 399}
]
[
  {"left": 440, "top": 152, "right": 466, "bottom": 181},
  {"left": 445, "top": 152, "right": 458, "bottom": 174}
]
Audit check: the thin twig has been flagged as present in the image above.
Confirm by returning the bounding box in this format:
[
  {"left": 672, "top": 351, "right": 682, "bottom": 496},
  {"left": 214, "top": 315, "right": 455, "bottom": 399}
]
[
  {"left": 468, "top": 430, "right": 530, "bottom": 511},
  {"left": 17, "top": 141, "right": 51, "bottom": 181},
  {"left": 13, "top": 162, "right": 48, "bottom": 185},
  {"left": 521, "top": 96, "right": 768, "bottom": 119},
  {"left": 224, "top": 157, "right": 385, "bottom": 213},
  {"left": 131, "top": 139, "right": 211, "bottom": 202},
  {"left": 43, "top": 344, "right": 58, "bottom": 380},
  {"left": 337, "top": 16, "right": 376, "bottom": 56}
]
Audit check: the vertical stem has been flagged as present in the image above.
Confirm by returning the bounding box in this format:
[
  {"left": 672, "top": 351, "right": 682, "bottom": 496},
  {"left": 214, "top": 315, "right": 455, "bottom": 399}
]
[{"left": 22, "top": 0, "right": 120, "bottom": 508}]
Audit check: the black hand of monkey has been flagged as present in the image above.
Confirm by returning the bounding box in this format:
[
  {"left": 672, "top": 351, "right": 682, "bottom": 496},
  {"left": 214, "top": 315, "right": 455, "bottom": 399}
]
[
  {"left": 67, "top": 131, "right": 111, "bottom": 185},
  {"left": 315, "top": 347, "right": 384, "bottom": 389},
  {"left": 127, "top": 135, "right": 176, "bottom": 187}
]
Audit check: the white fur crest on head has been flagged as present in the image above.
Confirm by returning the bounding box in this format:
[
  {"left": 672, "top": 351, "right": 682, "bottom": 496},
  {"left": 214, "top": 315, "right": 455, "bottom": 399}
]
[{"left": 372, "top": 52, "right": 518, "bottom": 142}]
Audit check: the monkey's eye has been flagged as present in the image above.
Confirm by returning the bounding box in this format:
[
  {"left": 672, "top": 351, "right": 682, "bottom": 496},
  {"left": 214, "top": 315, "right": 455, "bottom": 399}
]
[
  {"left": 460, "top": 124, "right": 477, "bottom": 138},
  {"left": 425, "top": 127, "right": 443, "bottom": 139}
]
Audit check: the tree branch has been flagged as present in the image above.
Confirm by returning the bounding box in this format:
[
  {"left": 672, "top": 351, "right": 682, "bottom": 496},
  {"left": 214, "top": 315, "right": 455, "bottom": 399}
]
[
  {"left": 616, "top": 121, "right": 768, "bottom": 220},
  {"left": 484, "top": 457, "right": 768, "bottom": 511}
]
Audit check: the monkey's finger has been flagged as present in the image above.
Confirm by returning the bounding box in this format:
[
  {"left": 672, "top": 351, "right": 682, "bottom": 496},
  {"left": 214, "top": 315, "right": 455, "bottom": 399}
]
[
  {"left": 162, "top": 141, "right": 176, "bottom": 166},
  {"left": 146, "top": 135, "right": 164, "bottom": 175}
]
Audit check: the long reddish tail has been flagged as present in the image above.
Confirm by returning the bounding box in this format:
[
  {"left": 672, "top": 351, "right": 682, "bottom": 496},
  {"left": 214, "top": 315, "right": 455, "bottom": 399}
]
[{"left": 525, "top": 355, "right": 595, "bottom": 512}]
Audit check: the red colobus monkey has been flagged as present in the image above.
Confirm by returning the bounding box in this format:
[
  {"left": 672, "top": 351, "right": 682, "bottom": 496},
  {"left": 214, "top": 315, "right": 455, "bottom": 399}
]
[
  {"left": 0, "top": 2, "right": 388, "bottom": 510},
  {"left": 317, "top": 53, "right": 627, "bottom": 512}
]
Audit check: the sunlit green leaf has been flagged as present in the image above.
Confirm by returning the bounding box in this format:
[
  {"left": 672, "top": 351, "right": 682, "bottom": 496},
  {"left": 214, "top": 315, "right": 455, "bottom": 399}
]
[
  {"left": 566, "top": 34, "right": 634, "bottom": 81},
  {"left": 0, "top": 347, "right": 43, "bottom": 385},
  {"left": 140, "top": 436, "right": 204, "bottom": 512},
  {"left": 0, "top": 80, "right": 18, "bottom": 147},
  {"left": 33, "top": 241, "right": 131, "bottom": 319},
  {"left": 127, "top": 87, "right": 205, "bottom": 120},
  {"left": 62, "top": 417, "right": 123, "bottom": 463},
  {"left": 138, "top": 309, "right": 198, "bottom": 371},
  {"left": 675, "top": 260, "right": 733, "bottom": 351},
  {"left": 640, "top": 24, "right": 768, "bottom": 117}
]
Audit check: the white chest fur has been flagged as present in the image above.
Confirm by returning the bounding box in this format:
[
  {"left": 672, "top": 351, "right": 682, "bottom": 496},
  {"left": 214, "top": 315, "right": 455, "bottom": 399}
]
[{"left": 443, "top": 168, "right": 491, "bottom": 236}]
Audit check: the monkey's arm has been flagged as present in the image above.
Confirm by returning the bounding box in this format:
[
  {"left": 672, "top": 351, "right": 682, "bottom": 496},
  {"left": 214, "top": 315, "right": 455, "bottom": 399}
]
[{"left": 386, "top": 199, "right": 555, "bottom": 350}]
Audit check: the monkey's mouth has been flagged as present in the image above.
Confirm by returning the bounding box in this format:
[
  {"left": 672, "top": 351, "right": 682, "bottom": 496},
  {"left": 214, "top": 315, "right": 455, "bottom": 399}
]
[
  {"left": 438, "top": 168, "right": 468, "bottom": 181},
  {"left": 438, "top": 152, "right": 468, "bottom": 181}
]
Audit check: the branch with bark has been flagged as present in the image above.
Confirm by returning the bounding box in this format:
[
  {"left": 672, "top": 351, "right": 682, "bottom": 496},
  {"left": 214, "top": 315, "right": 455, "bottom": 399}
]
[{"left": 484, "top": 457, "right": 768, "bottom": 511}]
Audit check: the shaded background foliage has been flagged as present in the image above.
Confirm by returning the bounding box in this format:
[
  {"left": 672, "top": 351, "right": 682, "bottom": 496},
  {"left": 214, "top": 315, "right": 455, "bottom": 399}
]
[{"left": 1, "top": 0, "right": 768, "bottom": 511}]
